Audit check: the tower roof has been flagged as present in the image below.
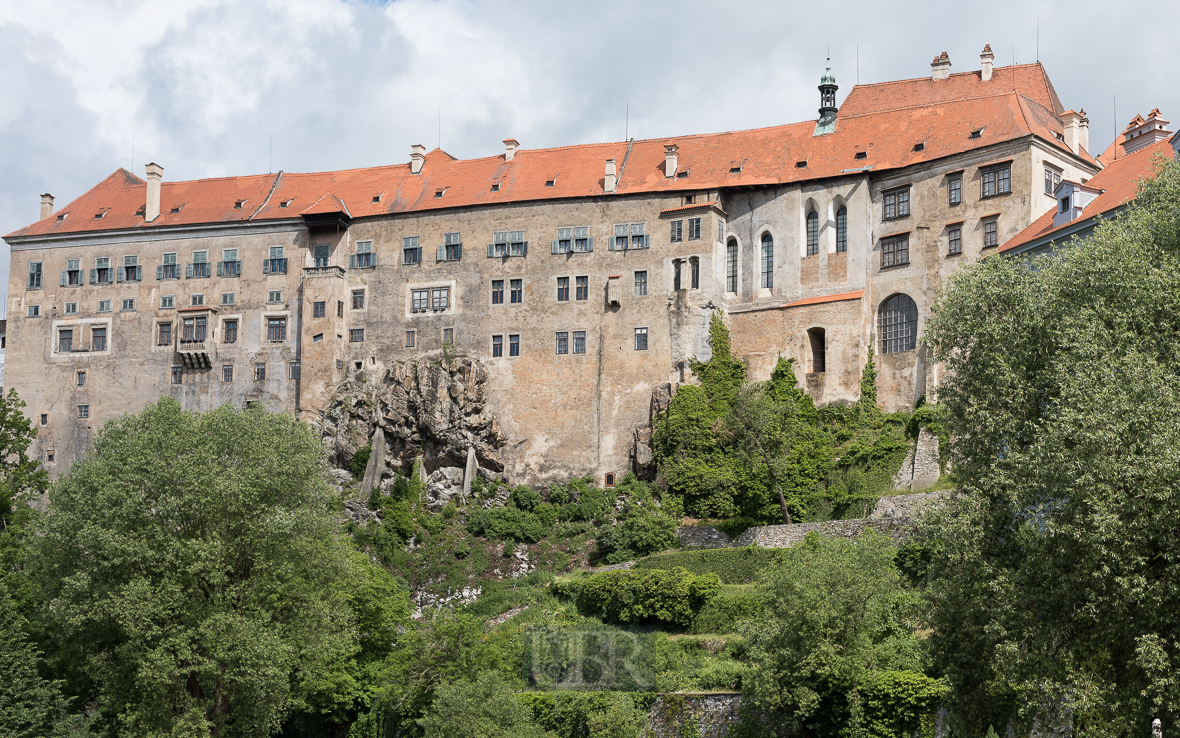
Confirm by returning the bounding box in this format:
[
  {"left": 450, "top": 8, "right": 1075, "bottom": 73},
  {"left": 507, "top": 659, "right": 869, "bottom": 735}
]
[{"left": 820, "top": 59, "right": 836, "bottom": 87}]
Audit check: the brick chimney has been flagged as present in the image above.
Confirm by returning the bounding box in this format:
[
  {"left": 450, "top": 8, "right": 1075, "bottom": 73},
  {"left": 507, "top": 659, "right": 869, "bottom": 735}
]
[
  {"left": 145, "top": 163, "right": 163, "bottom": 222},
  {"left": 1059, "top": 109, "right": 1090, "bottom": 156},
  {"left": 931, "top": 51, "right": 951, "bottom": 81},
  {"left": 664, "top": 143, "right": 678, "bottom": 178},
  {"left": 503, "top": 138, "right": 519, "bottom": 161},
  {"left": 40, "top": 193, "right": 54, "bottom": 221},
  {"left": 410, "top": 144, "right": 426, "bottom": 174},
  {"left": 980, "top": 44, "right": 994, "bottom": 81},
  {"left": 604, "top": 159, "right": 617, "bottom": 193}
]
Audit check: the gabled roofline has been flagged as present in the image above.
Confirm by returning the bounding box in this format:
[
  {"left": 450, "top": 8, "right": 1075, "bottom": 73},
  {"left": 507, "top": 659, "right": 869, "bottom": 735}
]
[{"left": 4, "top": 218, "right": 306, "bottom": 250}]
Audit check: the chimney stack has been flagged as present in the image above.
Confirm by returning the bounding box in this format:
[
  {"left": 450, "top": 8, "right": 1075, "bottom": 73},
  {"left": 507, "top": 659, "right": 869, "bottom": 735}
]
[
  {"left": 931, "top": 51, "right": 951, "bottom": 81},
  {"left": 145, "top": 163, "right": 163, "bottom": 222},
  {"left": 1059, "top": 110, "right": 1090, "bottom": 156},
  {"left": 604, "top": 159, "right": 617, "bottom": 193},
  {"left": 980, "top": 44, "right": 994, "bottom": 81},
  {"left": 410, "top": 144, "right": 426, "bottom": 174},
  {"left": 503, "top": 138, "right": 519, "bottom": 161},
  {"left": 40, "top": 193, "right": 54, "bottom": 221},
  {"left": 664, "top": 143, "right": 679, "bottom": 178}
]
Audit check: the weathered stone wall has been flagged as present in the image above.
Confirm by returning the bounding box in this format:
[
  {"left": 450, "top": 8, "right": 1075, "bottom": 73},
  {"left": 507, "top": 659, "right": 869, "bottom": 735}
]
[
  {"left": 676, "top": 526, "right": 732, "bottom": 549},
  {"left": 645, "top": 693, "right": 790, "bottom": 738},
  {"left": 892, "top": 427, "right": 941, "bottom": 491}
]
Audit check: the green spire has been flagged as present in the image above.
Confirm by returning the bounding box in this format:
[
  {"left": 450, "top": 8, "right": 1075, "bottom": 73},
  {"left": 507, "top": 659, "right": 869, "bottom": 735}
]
[{"left": 821, "top": 58, "right": 836, "bottom": 86}]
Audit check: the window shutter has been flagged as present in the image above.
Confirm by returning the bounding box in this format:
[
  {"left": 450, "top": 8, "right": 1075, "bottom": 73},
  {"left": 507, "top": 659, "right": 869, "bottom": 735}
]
[
  {"left": 371, "top": 253, "right": 378, "bottom": 267},
  {"left": 437, "top": 244, "right": 445, "bottom": 262},
  {"left": 454, "top": 245, "right": 461, "bottom": 260},
  {"left": 587, "top": 238, "right": 594, "bottom": 252},
  {"left": 551, "top": 240, "right": 559, "bottom": 254},
  {"left": 60, "top": 271, "right": 67, "bottom": 286},
  {"left": 156, "top": 265, "right": 163, "bottom": 280},
  {"left": 521, "top": 241, "right": 528, "bottom": 256},
  {"left": 415, "top": 248, "right": 422, "bottom": 264},
  {"left": 89, "top": 269, "right": 96, "bottom": 285},
  {"left": 282, "top": 258, "right": 289, "bottom": 273},
  {"left": 487, "top": 244, "right": 495, "bottom": 258},
  {"left": 218, "top": 261, "right": 224, "bottom": 276},
  {"left": 349, "top": 254, "right": 356, "bottom": 269},
  {"left": 117, "top": 266, "right": 125, "bottom": 282},
  {"left": 186, "top": 263, "right": 194, "bottom": 279},
  {"left": 643, "top": 235, "right": 650, "bottom": 249},
  {"left": 134, "top": 266, "right": 141, "bottom": 281},
  {"left": 263, "top": 259, "right": 270, "bottom": 274}
]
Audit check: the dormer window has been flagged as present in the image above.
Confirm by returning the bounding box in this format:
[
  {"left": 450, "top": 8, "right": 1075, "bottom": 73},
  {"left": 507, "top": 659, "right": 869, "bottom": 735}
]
[
  {"left": 796, "top": 160, "right": 808, "bottom": 168},
  {"left": 491, "top": 183, "right": 500, "bottom": 192},
  {"left": 434, "top": 188, "right": 446, "bottom": 198},
  {"left": 913, "top": 142, "right": 925, "bottom": 152},
  {"left": 234, "top": 200, "right": 245, "bottom": 209},
  {"left": 970, "top": 129, "right": 983, "bottom": 139},
  {"left": 855, "top": 151, "right": 867, "bottom": 160},
  {"left": 676, "top": 170, "right": 688, "bottom": 178},
  {"left": 94, "top": 211, "right": 105, "bottom": 220},
  {"left": 171, "top": 206, "right": 182, "bottom": 213},
  {"left": 730, "top": 165, "right": 743, "bottom": 173},
  {"left": 372, "top": 195, "right": 381, "bottom": 203},
  {"left": 1060, "top": 197, "right": 1069, "bottom": 213},
  {"left": 57, "top": 213, "right": 67, "bottom": 221},
  {"left": 545, "top": 179, "right": 556, "bottom": 187}
]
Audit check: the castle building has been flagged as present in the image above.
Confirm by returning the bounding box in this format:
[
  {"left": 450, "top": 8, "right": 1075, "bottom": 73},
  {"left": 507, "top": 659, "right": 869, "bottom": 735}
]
[{"left": 4, "top": 47, "right": 1099, "bottom": 485}]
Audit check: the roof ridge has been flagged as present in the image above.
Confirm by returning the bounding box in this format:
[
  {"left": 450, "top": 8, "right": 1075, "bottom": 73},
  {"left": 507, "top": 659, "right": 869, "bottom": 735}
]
[
  {"left": 846, "top": 62, "right": 1044, "bottom": 91},
  {"left": 249, "top": 172, "right": 283, "bottom": 219}
]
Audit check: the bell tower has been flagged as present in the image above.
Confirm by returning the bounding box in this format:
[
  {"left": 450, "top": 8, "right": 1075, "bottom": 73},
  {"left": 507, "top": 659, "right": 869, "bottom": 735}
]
[{"left": 814, "top": 59, "right": 839, "bottom": 136}]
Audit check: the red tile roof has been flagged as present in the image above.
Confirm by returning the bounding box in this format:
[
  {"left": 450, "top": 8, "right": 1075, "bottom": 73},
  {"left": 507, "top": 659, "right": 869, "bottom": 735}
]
[
  {"left": 6, "top": 65, "right": 1091, "bottom": 241},
  {"left": 659, "top": 201, "right": 724, "bottom": 215},
  {"left": 1000, "top": 139, "right": 1174, "bottom": 253},
  {"left": 730, "top": 290, "right": 864, "bottom": 314}
]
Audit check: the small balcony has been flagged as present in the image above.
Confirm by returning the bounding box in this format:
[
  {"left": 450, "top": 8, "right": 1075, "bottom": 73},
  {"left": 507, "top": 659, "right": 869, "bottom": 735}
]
[
  {"left": 177, "top": 336, "right": 213, "bottom": 369},
  {"left": 303, "top": 265, "right": 346, "bottom": 279}
]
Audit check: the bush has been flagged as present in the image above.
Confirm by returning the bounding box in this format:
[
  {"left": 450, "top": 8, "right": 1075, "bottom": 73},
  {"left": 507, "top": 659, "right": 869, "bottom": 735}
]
[
  {"left": 692, "top": 590, "right": 762, "bottom": 634},
  {"left": 595, "top": 510, "right": 678, "bottom": 564},
  {"left": 468, "top": 506, "right": 546, "bottom": 543},
  {"left": 511, "top": 486, "right": 543, "bottom": 512},
  {"left": 860, "top": 671, "right": 948, "bottom": 738},
  {"left": 558, "top": 567, "right": 721, "bottom": 627},
  {"left": 517, "top": 692, "right": 658, "bottom": 738},
  {"left": 633, "top": 547, "right": 787, "bottom": 584},
  {"left": 349, "top": 443, "right": 371, "bottom": 480}
]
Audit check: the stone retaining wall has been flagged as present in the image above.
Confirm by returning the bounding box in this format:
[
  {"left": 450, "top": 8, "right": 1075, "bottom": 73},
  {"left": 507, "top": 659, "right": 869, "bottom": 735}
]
[
  {"left": 646, "top": 693, "right": 744, "bottom": 738},
  {"left": 675, "top": 525, "right": 732, "bottom": 549}
]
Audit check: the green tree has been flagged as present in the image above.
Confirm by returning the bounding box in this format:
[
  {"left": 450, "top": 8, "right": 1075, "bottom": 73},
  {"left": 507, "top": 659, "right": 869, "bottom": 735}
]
[
  {"left": 33, "top": 398, "right": 359, "bottom": 738},
  {"left": 739, "top": 531, "right": 927, "bottom": 737},
  {"left": 585, "top": 693, "right": 648, "bottom": 738},
  {"left": 0, "top": 388, "right": 49, "bottom": 603},
  {"left": 0, "top": 590, "right": 82, "bottom": 738},
  {"left": 417, "top": 672, "right": 554, "bottom": 738},
  {"left": 919, "top": 155, "right": 1180, "bottom": 735}
]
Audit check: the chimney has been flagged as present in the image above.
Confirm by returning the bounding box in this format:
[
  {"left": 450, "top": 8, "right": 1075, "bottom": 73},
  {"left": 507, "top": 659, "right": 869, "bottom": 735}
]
[
  {"left": 931, "top": 51, "right": 951, "bottom": 81},
  {"left": 1059, "top": 109, "right": 1090, "bottom": 156},
  {"left": 503, "top": 138, "right": 519, "bottom": 161},
  {"left": 664, "top": 143, "right": 678, "bottom": 178},
  {"left": 410, "top": 144, "right": 426, "bottom": 174},
  {"left": 40, "top": 193, "right": 54, "bottom": 221},
  {"left": 980, "top": 44, "right": 994, "bottom": 81},
  {"left": 604, "top": 159, "right": 617, "bottom": 193},
  {"left": 145, "top": 163, "right": 163, "bottom": 222}
]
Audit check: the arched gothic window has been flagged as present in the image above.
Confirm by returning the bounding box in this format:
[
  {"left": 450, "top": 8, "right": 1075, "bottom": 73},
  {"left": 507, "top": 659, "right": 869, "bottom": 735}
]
[
  {"left": 806, "top": 211, "right": 819, "bottom": 256},
  {"left": 760, "top": 233, "right": 774, "bottom": 289},
  {"left": 878, "top": 294, "right": 918, "bottom": 354},
  {"left": 726, "top": 239, "right": 738, "bottom": 293},
  {"left": 836, "top": 207, "right": 848, "bottom": 253}
]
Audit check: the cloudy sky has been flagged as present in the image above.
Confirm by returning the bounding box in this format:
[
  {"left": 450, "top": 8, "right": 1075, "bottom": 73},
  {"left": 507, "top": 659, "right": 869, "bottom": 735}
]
[{"left": 2, "top": 0, "right": 1176, "bottom": 313}]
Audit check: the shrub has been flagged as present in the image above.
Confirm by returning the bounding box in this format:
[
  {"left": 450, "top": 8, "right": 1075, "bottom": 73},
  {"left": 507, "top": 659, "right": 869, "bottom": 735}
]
[
  {"left": 467, "top": 506, "right": 546, "bottom": 543},
  {"left": 349, "top": 443, "right": 372, "bottom": 480},
  {"left": 511, "top": 486, "right": 543, "bottom": 512},
  {"left": 633, "top": 547, "right": 787, "bottom": 584},
  {"left": 516, "top": 692, "right": 658, "bottom": 738},
  {"left": 560, "top": 567, "right": 721, "bottom": 627},
  {"left": 860, "top": 670, "right": 949, "bottom": 738},
  {"left": 595, "top": 510, "right": 678, "bottom": 564},
  {"left": 692, "top": 590, "right": 762, "bottom": 634}
]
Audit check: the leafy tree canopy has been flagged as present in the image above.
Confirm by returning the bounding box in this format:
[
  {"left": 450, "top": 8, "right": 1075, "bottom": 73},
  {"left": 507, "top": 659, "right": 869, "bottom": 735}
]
[{"left": 417, "top": 672, "right": 554, "bottom": 738}]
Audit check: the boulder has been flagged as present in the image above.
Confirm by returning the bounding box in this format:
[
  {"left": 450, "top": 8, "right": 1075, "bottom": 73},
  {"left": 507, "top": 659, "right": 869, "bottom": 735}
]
[{"left": 426, "top": 466, "right": 466, "bottom": 511}]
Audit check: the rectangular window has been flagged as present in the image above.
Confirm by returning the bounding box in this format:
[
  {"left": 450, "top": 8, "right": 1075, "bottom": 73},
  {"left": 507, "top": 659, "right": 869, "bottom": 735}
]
[
  {"left": 58, "top": 329, "right": 73, "bottom": 352},
  {"left": 64, "top": 302, "right": 77, "bottom": 315},
  {"left": 160, "top": 295, "right": 175, "bottom": 309},
  {"left": 688, "top": 217, "right": 701, "bottom": 240},
  {"left": 338, "top": 301, "right": 344, "bottom": 318},
  {"left": 1045, "top": 166, "right": 1062, "bottom": 195},
  {"left": 267, "top": 317, "right": 287, "bottom": 342},
  {"left": 265, "top": 246, "right": 287, "bottom": 275},
  {"left": 158, "top": 322, "right": 172, "bottom": 345},
  {"left": 121, "top": 254, "right": 142, "bottom": 282},
  {"left": 121, "top": 298, "right": 135, "bottom": 311},
  {"left": 983, "top": 219, "right": 998, "bottom": 248},
  {"left": 670, "top": 220, "right": 683, "bottom": 243},
  {"left": 160, "top": 253, "right": 178, "bottom": 280},
  {"left": 223, "top": 320, "right": 238, "bottom": 343},
  {"left": 614, "top": 224, "right": 628, "bottom": 250},
  {"left": 431, "top": 287, "right": 449, "bottom": 310},
  {"left": 254, "top": 363, "right": 266, "bottom": 381},
  {"left": 350, "top": 328, "right": 364, "bottom": 342},
  {"left": 40, "top": 415, "right": 47, "bottom": 426},
  {"left": 509, "top": 230, "right": 526, "bottom": 256},
  {"left": 573, "top": 226, "right": 590, "bottom": 252},
  {"left": 189, "top": 250, "right": 211, "bottom": 278},
  {"left": 444, "top": 232, "right": 462, "bottom": 261},
  {"left": 881, "top": 235, "right": 910, "bottom": 268},
  {"left": 288, "top": 362, "right": 300, "bottom": 380},
  {"left": 761, "top": 238, "right": 774, "bottom": 289},
  {"left": 510, "top": 279, "right": 523, "bottom": 304},
  {"left": 634, "top": 327, "right": 648, "bottom": 351},
  {"left": 220, "top": 248, "right": 241, "bottom": 277},
  {"left": 352, "top": 289, "right": 365, "bottom": 310},
  {"left": 576, "top": 276, "right": 588, "bottom": 301},
  {"left": 98, "top": 299, "right": 111, "bottom": 313},
  {"left": 630, "top": 223, "right": 647, "bottom": 250},
  {"left": 182, "top": 317, "right": 207, "bottom": 342},
  {"left": 313, "top": 301, "right": 326, "bottom": 318},
  {"left": 884, "top": 188, "right": 910, "bottom": 219},
  {"left": 492, "top": 335, "right": 503, "bottom": 357},
  {"left": 78, "top": 404, "right": 89, "bottom": 418},
  {"left": 353, "top": 240, "right": 374, "bottom": 268},
  {"left": 556, "top": 227, "right": 572, "bottom": 254},
  {"left": 222, "top": 365, "right": 233, "bottom": 383},
  {"left": 405, "top": 330, "right": 416, "bottom": 348},
  {"left": 948, "top": 175, "right": 962, "bottom": 206},
  {"left": 948, "top": 227, "right": 962, "bottom": 255},
  {"left": 267, "top": 290, "right": 282, "bottom": 304},
  {"left": 982, "top": 165, "right": 1011, "bottom": 198},
  {"left": 509, "top": 334, "right": 520, "bottom": 357},
  {"left": 557, "top": 277, "right": 570, "bottom": 302},
  {"left": 91, "top": 327, "right": 106, "bottom": 352},
  {"left": 555, "top": 331, "right": 569, "bottom": 355},
  {"left": 573, "top": 330, "right": 586, "bottom": 354},
  {"left": 726, "top": 242, "right": 737, "bottom": 293},
  {"left": 28, "top": 262, "right": 42, "bottom": 289},
  {"left": 491, "top": 280, "right": 504, "bottom": 304},
  {"left": 171, "top": 366, "right": 182, "bottom": 385},
  {"left": 403, "top": 237, "right": 421, "bottom": 265},
  {"left": 93, "top": 256, "right": 112, "bottom": 284},
  {"left": 492, "top": 231, "right": 508, "bottom": 257},
  {"left": 27, "top": 305, "right": 40, "bottom": 318},
  {"left": 221, "top": 292, "right": 235, "bottom": 306},
  {"left": 635, "top": 271, "right": 648, "bottom": 296},
  {"left": 77, "top": 370, "right": 86, "bottom": 386},
  {"left": 443, "top": 327, "right": 453, "bottom": 344},
  {"left": 412, "top": 289, "right": 428, "bottom": 312},
  {"left": 64, "top": 258, "right": 82, "bottom": 286},
  {"left": 191, "top": 294, "right": 205, "bottom": 307}
]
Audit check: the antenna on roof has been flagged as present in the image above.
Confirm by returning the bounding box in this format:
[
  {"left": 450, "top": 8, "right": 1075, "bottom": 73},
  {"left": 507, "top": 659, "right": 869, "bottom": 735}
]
[
  {"left": 130, "top": 133, "right": 135, "bottom": 174},
  {"left": 1113, "top": 93, "right": 1118, "bottom": 161},
  {"left": 438, "top": 105, "right": 441, "bottom": 150},
  {"left": 625, "top": 99, "right": 629, "bottom": 141},
  {"left": 1036, "top": 18, "right": 1040, "bottom": 62},
  {"left": 856, "top": 43, "right": 859, "bottom": 85},
  {"left": 269, "top": 133, "right": 272, "bottom": 174}
]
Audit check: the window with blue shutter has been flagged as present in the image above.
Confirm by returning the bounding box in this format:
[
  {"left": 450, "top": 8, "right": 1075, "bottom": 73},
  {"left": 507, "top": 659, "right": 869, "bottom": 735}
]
[
  {"left": 444, "top": 232, "right": 461, "bottom": 261},
  {"left": 402, "top": 236, "right": 420, "bottom": 265},
  {"left": 573, "top": 226, "right": 591, "bottom": 252},
  {"left": 354, "top": 241, "right": 373, "bottom": 268},
  {"left": 555, "top": 228, "right": 572, "bottom": 254}
]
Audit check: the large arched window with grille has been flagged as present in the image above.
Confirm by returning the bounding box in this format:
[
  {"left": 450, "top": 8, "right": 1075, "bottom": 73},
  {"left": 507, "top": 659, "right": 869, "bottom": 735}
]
[
  {"left": 726, "top": 239, "right": 738, "bottom": 293},
  {"left": 806, "top": 211, "right": 819, "bottom": 256},
  {"left": 878, "top": 293, "right": 918, "bottom": 354},
  {"left": 760, "top": 233, "right": 774, "bottom": 289},
  {"left": 836, "top": 206, "right": 847, "bottom": 253}
]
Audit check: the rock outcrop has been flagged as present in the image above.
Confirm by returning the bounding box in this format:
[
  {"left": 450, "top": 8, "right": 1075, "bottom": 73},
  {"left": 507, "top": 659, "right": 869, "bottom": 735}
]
[
  {"left": 632, "top": 382, "right": 674, "bottom": 480},
  {"left": 316, "top": 358, "right": 508, "bottom": 484}
]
